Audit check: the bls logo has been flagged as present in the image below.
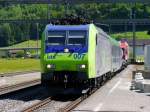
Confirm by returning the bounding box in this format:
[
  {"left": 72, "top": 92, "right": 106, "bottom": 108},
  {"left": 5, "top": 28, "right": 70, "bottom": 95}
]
[{"left": 47, "top": 55, "right": 55, "bottom": 59}]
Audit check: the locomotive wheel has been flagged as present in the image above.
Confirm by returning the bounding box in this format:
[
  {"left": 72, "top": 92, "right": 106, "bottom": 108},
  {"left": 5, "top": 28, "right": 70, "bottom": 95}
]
[
  {"left": 41, "top": 73, "right": 48, "bottom": 85},
  {"left": 101, "top": 75, "right": 106, "bottom": 86},
  {"left": 108, "top": 72, "right": 112, "bottom": 80},
  {"left": 41, "top": 73, "right": 53, "bottom": 85}
]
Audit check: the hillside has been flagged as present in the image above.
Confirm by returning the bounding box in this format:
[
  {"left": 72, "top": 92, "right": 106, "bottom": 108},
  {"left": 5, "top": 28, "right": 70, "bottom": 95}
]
[
  {"left": 0, "top": 4, "right": 150, "bottom": 47},
  {"left": 1, "top": 30, "right": 149, "bottom": 49}
]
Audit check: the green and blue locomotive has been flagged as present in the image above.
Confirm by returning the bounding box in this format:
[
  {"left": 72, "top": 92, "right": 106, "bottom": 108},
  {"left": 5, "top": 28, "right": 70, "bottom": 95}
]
[{"left": 41, "top": 24, "right": 127, "bottom": 88}]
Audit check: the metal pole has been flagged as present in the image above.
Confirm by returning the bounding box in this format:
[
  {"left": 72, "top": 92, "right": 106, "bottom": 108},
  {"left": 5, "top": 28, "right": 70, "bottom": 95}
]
[
  {"left": 124, "top": 24, "right": 127, "bottom": 37},
  {"left": 65, "top": 0, "right": 69, "bottom": 16},
  {"left": 47, "top": 4, "right": 49, "bottom": 22},
  {"left": 109, "top": 24, "right": 111, "bottom": 34},
  {"left": 47, "top": 0, "right": 51, "bottom": 23},
  {"left": 26, "top": 24, "right": 30, "bottom": 48},
  {"left": 27, "top": 24, "right": 30, "bottom": 57},
  {"left": 131, "top": 5, "right": 136, "bottom": 63},
  {"left": 133, "top": 22, "right": 136, "bottom": 62},
  {"left": 36, "top": 23, "right": 39, "bottom": 58}
]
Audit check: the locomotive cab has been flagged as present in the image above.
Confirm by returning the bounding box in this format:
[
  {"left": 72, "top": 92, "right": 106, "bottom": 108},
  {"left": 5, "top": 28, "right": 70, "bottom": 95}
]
[{"left": 41, "top": 25, "right": 89, "bottom": 86}]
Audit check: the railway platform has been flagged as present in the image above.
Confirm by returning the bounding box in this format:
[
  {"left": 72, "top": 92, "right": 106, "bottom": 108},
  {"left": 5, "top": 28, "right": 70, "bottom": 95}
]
[
  {"left": 73, "top": 65, "right": 150, "bottom": 112},
  {"left": 0, "top": 72, "right": 40, "bottom": 87}
]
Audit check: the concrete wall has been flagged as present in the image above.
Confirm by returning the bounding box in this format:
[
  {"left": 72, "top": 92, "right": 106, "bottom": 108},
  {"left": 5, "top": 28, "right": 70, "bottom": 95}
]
[{"left": 132, "top": 70, "right": 150, "bottom": 79}]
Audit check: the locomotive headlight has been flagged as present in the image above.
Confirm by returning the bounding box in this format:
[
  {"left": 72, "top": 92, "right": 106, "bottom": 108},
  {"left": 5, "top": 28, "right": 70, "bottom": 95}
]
[
  {"left": 136, "top": 59, "right": 140, "bottom": 63},
  {"left": 47, "top": 64, "right": 55, "bottom": 69},
  {"left": 80, "top": 64, "right": 86, "bottom": 69},
  {"left": 64, "top": 48, "right": 69, "bottom": 53}
]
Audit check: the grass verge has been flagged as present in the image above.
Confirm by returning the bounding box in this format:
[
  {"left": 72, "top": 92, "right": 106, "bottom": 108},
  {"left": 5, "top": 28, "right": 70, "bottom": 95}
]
[
  {"left": 111, "top": 31, "right": 150, "bottom": 39},
  {"left": 0, "top": 58, "right": 40, "bottom": 74}
]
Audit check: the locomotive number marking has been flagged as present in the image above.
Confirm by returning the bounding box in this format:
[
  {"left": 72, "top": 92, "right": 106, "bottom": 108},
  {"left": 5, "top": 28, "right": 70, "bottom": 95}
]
[{"left": 73, "top": 54, "right": 85, "bottom": 60}]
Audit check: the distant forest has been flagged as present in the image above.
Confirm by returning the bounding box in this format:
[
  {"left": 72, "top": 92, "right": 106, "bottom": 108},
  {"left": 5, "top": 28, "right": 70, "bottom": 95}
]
[{"left": 0, "top": 3, "right": 150, "bottom": 47}]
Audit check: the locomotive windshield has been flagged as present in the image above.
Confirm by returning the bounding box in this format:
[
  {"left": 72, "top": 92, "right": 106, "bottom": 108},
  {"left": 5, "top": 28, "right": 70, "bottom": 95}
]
[
  {"left": 47, "top": 31, "right": 66, "bottom": 45},
  {"left": 68, "top": 31, "right": 86, "bottom": 45},
  {"left": 47, "top": 30, "right": 86, "bottom": 46}
]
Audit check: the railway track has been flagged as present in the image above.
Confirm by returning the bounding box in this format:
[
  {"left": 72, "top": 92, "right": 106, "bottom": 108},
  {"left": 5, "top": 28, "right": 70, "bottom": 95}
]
[
  {"left": 21, "top": 68, "right": 131, "bottom": 112},
  {"left": 23, "top": 97, "right": 52, "bottom": 112},
  {"left": 58, "top": 96, "right": 83, "bottom": 112},
  {"left": 22, "top": 86, "right": 99, "bottom": 112},
  {"left": 23, "top": 94, "right": 81, "bottom": 112},
  {"left": 21, "top": 79, "right": 106, "bottom": 112},
  {"left": 23, "top": 94, "right": 76, "bottom": 112},
  {"left": 0, "top": 79, "right": 41, "bottom": 95},
  {"left": 58, "top": 88, "right": 98, "bottom": 112}
]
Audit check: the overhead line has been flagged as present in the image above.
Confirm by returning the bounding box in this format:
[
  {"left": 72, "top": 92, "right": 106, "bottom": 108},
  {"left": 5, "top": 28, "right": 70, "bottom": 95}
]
[
  {"left": 0, "top": 0, "right": 150, "bottom": 4},
  {"left": 0, "top": 19, "right": 150, "bottom": 25}
]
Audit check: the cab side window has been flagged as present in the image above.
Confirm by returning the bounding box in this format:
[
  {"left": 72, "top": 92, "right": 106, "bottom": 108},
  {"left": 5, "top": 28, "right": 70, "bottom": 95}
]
[{"left": 96, "top": 35, "right": 98, "bottom": 45}]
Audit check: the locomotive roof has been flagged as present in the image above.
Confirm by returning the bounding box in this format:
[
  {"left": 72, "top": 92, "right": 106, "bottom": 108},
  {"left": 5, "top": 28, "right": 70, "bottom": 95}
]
[
  {"left": 46, "top": 24, "right": 90, "bottom": 31},
  {"left": 45, "top": 24, "right": 120, "bottom": 46}
]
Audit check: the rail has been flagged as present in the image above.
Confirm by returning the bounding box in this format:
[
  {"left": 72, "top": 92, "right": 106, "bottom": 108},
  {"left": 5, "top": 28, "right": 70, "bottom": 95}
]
[
  {"left": 23, "top": 97, "right": 52, "bottom": 112},
  {"left": 0, "top": 79, "right": 41, "bottom": 95}
]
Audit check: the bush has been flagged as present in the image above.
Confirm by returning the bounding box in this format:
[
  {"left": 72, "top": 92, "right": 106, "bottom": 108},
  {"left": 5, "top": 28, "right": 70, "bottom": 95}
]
[
  {"left": 1, "top": 56, "right": 7, "bottom": 58},
  {"left": 147, "top": 30, "right": 150, "bottom": 35}
]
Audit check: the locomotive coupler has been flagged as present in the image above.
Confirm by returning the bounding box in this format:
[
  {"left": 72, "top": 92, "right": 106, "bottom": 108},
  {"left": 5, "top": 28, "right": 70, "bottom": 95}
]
[{"left": 64, "top": 74, "right": 68, "bottom": 88}]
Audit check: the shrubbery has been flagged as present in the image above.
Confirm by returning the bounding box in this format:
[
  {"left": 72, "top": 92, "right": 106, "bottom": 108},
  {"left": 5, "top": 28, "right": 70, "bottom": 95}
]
[
  {"left": 147, "top": 30, "right": 150, "bottom": 35},
  {"left": 0, "top": 4, "right": 150, "bottom": 47}
]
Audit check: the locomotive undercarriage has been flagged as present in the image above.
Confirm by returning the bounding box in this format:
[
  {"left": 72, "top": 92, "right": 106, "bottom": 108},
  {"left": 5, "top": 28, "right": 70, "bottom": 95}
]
[
  {"left": 54, "top": 71, "right": 89, "bottom": 89},
  {"left": 41, "top": 71, "right": 113, "bottom": 94},
  {"left": 42, "top": 71, "right": 88, "bottom": 88}
]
